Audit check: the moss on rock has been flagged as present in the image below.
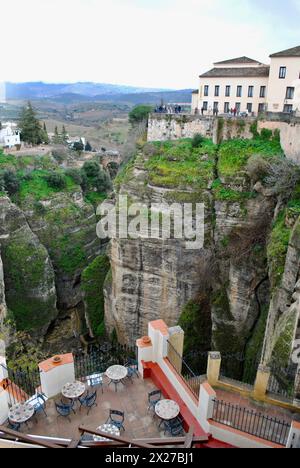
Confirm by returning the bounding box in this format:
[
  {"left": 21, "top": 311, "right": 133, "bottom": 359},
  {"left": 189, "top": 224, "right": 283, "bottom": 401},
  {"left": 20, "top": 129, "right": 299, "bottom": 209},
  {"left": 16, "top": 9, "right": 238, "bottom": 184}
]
[{"left": 81, "top": 255, "right": 110, "bottom": 337}]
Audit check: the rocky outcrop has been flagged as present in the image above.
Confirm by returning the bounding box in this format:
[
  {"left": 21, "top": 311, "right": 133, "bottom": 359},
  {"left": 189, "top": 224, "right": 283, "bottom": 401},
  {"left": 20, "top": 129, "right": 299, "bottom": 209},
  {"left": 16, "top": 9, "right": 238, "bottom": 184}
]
[
  {"left": 0, "top": 197, "right": 58, "bottom": 336},
  {"left": 104, "top": 140, "right": 279, "bottom": 357},
  {"left": 262, "top": 217, "right": 300, "bottom": 365},
  {"left": 0, "top": 254, "right": 6, "bottom": 323},
  {"left": 21, "top": 191, "right": 102, "bottom": 310}
]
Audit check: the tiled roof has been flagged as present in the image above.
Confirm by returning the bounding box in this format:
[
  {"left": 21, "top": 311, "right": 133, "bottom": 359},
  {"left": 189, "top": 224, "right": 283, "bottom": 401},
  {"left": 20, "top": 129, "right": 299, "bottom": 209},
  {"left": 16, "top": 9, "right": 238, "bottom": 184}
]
[
  {"left": 214, "top": 56, "right": 261, "bottom": 65},
  {"left": 270, "top": 45, "right": 300, "bottom": 57},
  {"left": 200, "top": 66, "right": 270, "bottom": 78}
]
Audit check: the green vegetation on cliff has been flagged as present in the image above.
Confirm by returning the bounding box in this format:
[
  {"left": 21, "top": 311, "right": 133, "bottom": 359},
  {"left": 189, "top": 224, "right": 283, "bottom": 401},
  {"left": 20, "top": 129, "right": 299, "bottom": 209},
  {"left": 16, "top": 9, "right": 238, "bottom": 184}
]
[
  {"left": 81, "top": 255, "right": 110, "bottom": 337},
  {"left": 144, "top": 138, "right": 217, "bottom": 189},
  {"left": 218, "top": 138, "right": 283, "bottom": 178},
  {"left": 267, "top": 211, "right": 292, "bottom": 289},
  {"left": 1, "top": 235, "right": 56, "bottom": 332}
]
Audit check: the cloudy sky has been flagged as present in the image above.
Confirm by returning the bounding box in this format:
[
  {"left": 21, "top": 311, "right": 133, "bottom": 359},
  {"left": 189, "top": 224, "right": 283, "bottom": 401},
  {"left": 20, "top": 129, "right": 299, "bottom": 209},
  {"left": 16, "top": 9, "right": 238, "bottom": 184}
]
[{"left": 1, "top": 0, "right": 300, "bottom": 89}]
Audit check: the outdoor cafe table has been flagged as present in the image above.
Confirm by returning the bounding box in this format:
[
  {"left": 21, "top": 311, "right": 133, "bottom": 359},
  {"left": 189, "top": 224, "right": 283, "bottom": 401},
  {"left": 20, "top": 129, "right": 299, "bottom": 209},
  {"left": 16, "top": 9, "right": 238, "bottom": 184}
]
[
  {"left": 62, "top": 381, "right": 86, "bottom": 400},
  {"left": 105, "top": 365, "right": 128, "bottom": 382},
  {"left": 9, "top": 402, "right": 35, "bottom": 425},
  {"left": 155, "top": 400, "right": 180, "bottom": 421},
  {"left": 93, "top": 424, "right": 121, "bottom": 442}
]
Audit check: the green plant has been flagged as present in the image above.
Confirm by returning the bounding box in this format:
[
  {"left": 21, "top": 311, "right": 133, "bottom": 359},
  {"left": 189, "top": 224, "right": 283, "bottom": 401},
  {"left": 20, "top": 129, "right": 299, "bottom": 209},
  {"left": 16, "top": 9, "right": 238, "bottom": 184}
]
[
  {"left": 191, "top": 133, "right": 205, "bottom": 148},
  {"left": 81, "top": 255, "right": 110, "bottom": 337},
  {"left": 45, "top": 171, "right": 66, "bottom": 189}
]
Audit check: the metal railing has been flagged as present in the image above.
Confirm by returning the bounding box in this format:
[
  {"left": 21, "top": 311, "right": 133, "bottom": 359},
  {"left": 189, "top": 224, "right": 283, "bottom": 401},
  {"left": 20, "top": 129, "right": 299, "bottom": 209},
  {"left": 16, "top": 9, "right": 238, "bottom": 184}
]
[
  {"left": 167, "top": 341, "right": 206, "bottom": 400},
  {"left": 220, "top": 352, "right": 261, "bottom": 386},
  {"left": 212, "top": 398, "right": 291, "bottom": 446},
  {"left": 1, "top": 364, "right": 41, "bottom": 406},
  {"left": 267, "top": 363, "right": 298, "bottom": 400},
  {"left": 74, "top": 343, "right": 137, "bottom": 381}
]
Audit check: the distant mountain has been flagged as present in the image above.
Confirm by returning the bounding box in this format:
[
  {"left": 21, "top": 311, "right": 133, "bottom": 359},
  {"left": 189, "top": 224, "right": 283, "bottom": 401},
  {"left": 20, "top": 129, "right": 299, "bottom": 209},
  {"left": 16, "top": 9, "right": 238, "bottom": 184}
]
[
  {"left": 5, "top": 82, "right": 171, "bottom": 100},
  {"left": 42, "top": 89, "right": 193, "bottom": 106}
]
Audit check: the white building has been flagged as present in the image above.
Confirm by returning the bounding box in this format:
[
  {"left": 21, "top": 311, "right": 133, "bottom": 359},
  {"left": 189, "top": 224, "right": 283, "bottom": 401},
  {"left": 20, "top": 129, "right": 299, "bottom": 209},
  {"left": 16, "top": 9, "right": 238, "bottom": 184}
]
[
  {"left": 0, "top": 122, "right": 21, "bottom": 149},
  {"left": 192, "top": 46, "right": 300, "bottom": 116}
]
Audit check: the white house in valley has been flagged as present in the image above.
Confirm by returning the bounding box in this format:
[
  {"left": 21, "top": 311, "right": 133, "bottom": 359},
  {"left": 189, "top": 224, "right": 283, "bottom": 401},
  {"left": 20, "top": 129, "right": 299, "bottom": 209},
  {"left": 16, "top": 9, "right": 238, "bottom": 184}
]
[
  {"left": 192, "top": 45, "right": 300, "bottom": 116},
  {"left": 0, "top": 122, "right": 21, "bottom": 149}
]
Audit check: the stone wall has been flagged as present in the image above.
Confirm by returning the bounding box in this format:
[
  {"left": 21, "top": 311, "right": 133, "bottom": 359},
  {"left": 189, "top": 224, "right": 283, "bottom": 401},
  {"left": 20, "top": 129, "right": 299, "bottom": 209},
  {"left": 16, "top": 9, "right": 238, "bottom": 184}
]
[
  {"left": 148, "top": 114, "right": 300, "bottom": 163},
  {"left": 147, "top": 114, "right": 213, "bottom": 141},
  {"left": 258, "top": 120, "right": 300, "bottom": 163}
]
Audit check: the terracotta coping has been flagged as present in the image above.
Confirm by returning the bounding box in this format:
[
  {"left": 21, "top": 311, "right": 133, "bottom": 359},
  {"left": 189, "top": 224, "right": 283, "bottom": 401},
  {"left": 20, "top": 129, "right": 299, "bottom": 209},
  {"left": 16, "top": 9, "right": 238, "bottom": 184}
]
[
  {"left": 149, "top": 319, "right": 169, "bottom": 336},
  {"left": 136, "top": 338, "right": 152, "bottom": 348},
  {"left": 292, "top": 421, "right": 300, "bottom": 430},
  {"left": 39, "top": 354, "right": 74, "bottom": 373},
  {"left": 202, "top": 382, "right": 217, "bottom": 397}
]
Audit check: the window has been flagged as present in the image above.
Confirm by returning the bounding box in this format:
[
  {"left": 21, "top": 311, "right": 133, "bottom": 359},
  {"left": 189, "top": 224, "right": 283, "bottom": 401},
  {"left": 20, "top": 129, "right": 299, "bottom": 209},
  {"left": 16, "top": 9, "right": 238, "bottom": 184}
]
[
  {"left": 258, "top": 103, "right": 265, "bottom": 114},
  {"left": 247, "top": 103, "right": 253, "bottom": 114},
  {"left": 260, "top": 86, "right": 266, "bottom": 98},
  {"left": 283, "top": 104, "right": 293, "bottom": 113},
  {"left": 235, "top": 103, "right": 241, "bottom": 113},
  {"left": 248, "top": 86, "right": 254, "bottom": 98},
  {"left": 279, "top": 67, "right": 286, "bottom": 79},
  {"left": 286, "top": 87, "right": 295, "bottom": 100},
  {"left": 237, "top": 86, "right": 242, "bottom": 97},
  {"left": 225, "top": 85, "right": 231, "bottom": 97},
  {"left": 213, "top": 102, "right": 219, "bottom": 110},
  {"left": 224, "top": 102, "right": 230, "bottom": 113},
  {"left": 215, "top": 86, "right": 220, "bottom": 97},
  {"left": 204, "top": 85, "right": 209, "bottom": 96},
  {"left": 203, "top": 101, "right": 208, "bottom": 111}
]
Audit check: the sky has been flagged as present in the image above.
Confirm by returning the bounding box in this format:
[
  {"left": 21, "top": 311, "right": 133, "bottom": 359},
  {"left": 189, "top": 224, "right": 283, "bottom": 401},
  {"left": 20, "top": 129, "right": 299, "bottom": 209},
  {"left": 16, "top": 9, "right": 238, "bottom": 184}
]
[{"left": 1, "top": 0, "right": 300, "bottom": 89}]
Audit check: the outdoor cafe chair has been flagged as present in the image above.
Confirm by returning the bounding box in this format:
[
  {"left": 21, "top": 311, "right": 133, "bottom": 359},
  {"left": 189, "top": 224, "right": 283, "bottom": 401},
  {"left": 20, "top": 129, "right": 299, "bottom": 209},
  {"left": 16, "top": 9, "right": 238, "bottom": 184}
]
[
  {"left": 106, "top": 409, "right": 125, "bottom": 432},
  {"left": 79, "top": 390, "right": 98, "bottom": 415}
]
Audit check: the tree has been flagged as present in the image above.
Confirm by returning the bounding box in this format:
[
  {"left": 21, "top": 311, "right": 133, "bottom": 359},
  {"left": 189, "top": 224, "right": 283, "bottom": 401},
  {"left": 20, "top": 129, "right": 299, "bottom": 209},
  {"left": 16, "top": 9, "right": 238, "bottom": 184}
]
[
  {"left": 83, "top": 160, "right": 101, "bottom": 178},
  {"left": 41, "top": 122, "right": 49, "bottom": 144},
  {"left": 45, "top": 171, "right": 66, "bottom": 189},
  {"left": 73, "top": 141, "right": 84, "bottom": 154},
  {"left": 19, "top": 102, "right": 44, "bottom": 145},
  {"left": 52, "top": 126, "right": 61, "bottom": 144},
  {"left": 129, "top": 105, "right": 152, "bottom": 125},
  {"left": 61, "top": 125, "right": 68, "bottom": 144},
  {"left": 85, "top": 141, "right": 92, "bottom": 152}
]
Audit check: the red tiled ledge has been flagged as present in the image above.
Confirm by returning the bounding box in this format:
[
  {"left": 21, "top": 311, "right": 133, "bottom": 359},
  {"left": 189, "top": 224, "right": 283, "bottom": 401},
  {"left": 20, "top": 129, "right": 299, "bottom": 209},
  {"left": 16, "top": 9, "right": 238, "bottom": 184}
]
[{"left": 39, "top": 354, "right": 74, "bottom": 373}]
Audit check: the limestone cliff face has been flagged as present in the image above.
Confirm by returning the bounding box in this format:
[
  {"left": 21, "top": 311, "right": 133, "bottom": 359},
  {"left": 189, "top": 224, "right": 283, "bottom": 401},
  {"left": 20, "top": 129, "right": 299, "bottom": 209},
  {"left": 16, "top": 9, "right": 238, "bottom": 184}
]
[
  {"left": 262, "top": 217, "right": 300, "bottom": 365},
  {"left": 104, "top": 139, "right": 281, "bottom": 357},
  {"left": 0, "top": 254, "right": 6, "bottom": 323},
  {"left": 0, "top": 197, "right": 58, "bottom": 336},
  {"left": 21, "top": 191, "right": 102, "bottom": 309}
]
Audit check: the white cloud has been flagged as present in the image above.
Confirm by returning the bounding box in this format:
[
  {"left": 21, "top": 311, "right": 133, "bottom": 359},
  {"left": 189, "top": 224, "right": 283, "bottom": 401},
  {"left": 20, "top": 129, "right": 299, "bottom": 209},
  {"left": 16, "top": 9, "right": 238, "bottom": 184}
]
[{"left": 1, "top": 0, "right": 299, "bottom": 88}]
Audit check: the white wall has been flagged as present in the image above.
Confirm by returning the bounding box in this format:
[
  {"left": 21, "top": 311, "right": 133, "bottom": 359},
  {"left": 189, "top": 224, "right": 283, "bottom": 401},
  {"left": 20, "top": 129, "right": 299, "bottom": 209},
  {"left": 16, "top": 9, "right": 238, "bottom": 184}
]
[
  {"left": 0, "top": 390, "right": 9, "bottom": 425},
  {"left": 197, "top": 76, "right": 268, "bottom": 115},
  {"left": 268, "top": 57, "right": 300, "bottom": 112},
  {"left": 40, "top": 362, "right": 75, "bottom": 399}
]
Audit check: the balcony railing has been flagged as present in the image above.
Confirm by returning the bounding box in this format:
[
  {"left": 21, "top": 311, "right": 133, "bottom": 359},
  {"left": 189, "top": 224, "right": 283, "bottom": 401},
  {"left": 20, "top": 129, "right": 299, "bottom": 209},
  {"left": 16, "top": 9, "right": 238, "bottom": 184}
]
[
  {"left": 212, "top": 398, "right": 291, "bottom": 446},
  {"left": 167, "top": 341, "right": 206, "bottom": 400}
]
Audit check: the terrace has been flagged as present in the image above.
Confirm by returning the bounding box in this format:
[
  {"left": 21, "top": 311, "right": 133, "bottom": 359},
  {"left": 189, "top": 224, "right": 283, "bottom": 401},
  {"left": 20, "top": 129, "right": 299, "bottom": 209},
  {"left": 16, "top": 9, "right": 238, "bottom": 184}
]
[{"left": 0, "top": 319, "right": 299, "bottom": 449}]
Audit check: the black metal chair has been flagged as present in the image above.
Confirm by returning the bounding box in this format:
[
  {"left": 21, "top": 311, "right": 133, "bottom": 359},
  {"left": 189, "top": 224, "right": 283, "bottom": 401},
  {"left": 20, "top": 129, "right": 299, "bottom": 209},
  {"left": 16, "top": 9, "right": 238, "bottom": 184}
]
[
  {"left": 6, "top": 420, "right": 21, "bottom": 432},
  {"left": 163, "top": 417, "right": 185, "bottom": 437},
  {"left": 106, "top": 410, "right": 125, "bottom": 432},
  {"left": 26, "top": 392, "right": 48, "bottom": 418},
  {"left": 55, "top": 400, "right": 76, "bottom": 422},
  {"left": 86, "top": 373, "right": 104, "bottom": 394},
  {"left": 127, "top": 358, "right": 139, "bottom": 377},
  {"left": 148, "top": 390, "right": 162, "bottom": 412},
  {"left": 79, "top": 390, "right": 98, "bottom": 415}
]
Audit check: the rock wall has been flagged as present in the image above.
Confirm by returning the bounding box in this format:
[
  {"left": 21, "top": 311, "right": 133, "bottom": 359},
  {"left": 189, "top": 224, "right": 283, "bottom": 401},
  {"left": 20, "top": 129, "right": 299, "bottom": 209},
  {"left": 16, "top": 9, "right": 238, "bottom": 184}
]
[
  {"left": 258, "top": 120, "right": 300, "bottom": 163},
  {"left": 148, "top": 114, "right": 300, "bottom": 163},
  {"left": 147, "top": 114, "right": 214, "bottom": 141},
  {"left": 21, "top": 191, "right": 102, "bottom": 309},
  {"left": 0, "top": 197, "right": 58, "bottom": 336},
  {"left": 0, "top": 255, "right": 6, "bottom": 322},
  {"left": 104, "top": 139, "right": 280, "bottom": 357}
]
